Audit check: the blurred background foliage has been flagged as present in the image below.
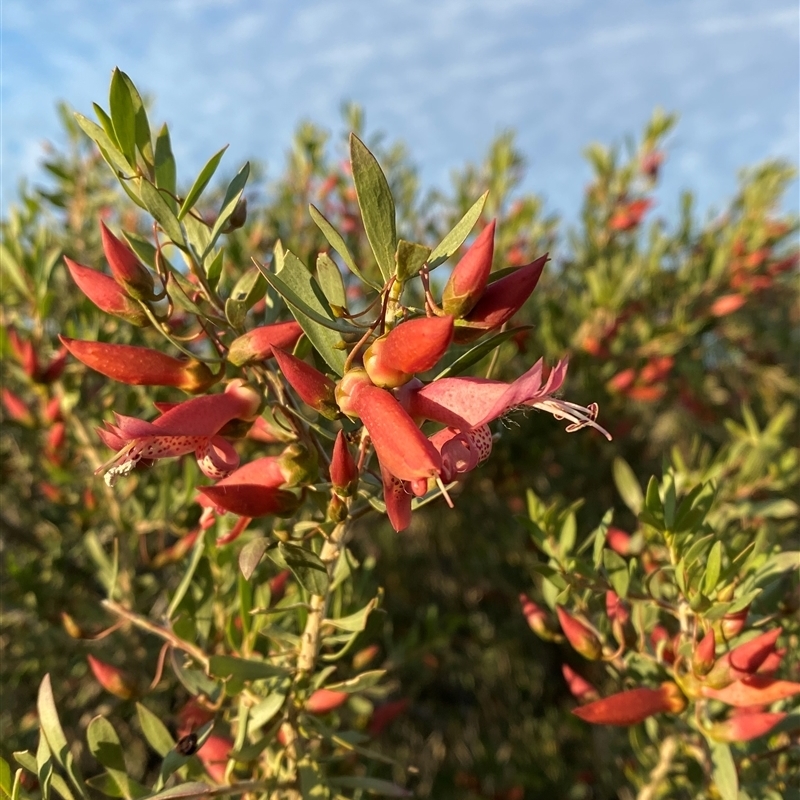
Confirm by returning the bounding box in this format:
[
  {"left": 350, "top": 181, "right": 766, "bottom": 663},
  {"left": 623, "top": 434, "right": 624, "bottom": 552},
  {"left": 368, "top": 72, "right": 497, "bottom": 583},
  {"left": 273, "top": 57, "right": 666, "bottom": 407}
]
[{"left": 1, "top": 101, "right": 798, "bottom": 799}]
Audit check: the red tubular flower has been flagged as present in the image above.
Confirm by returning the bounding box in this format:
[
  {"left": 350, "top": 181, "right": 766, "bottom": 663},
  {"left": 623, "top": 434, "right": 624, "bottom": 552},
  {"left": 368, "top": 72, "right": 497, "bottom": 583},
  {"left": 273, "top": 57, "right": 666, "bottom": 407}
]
[
  {"left": 330, "top": 430, "right": 358, "bottom": 494},
  {"left": 227, "top": 321, "right": 303, "bottom": 366},
  {"left": 363, "top": 315, "right": 454, "bottom": 388},
  {"left": 7, "top": 326, "right": 39, "bottom": 379},
  {"left": 60, "top": 337, "right": 216, "bottom": 393},
  {"left": 707, "top": 628, "right": 782, "bottom": 686},
  {"left": 368, "top": 698, "right": 409, "bottom": 737},
  {"left": 100, "top": 220, "right": 156, "bottom": 300},
  {"left": 442, "top": 220, "right": 496, "bottom": 317},
  {"left": 1, "top": 388, "right": 34, "bottom": 426},
  {"left": 701, "top": 676, "right": 800, "bottom": 707},
  {"left": 305, "top": 689, "right": 348, "bottom": 715},
  {"left": 403, "top": 358, "right": 610, "bottom": 439},
  {"left": 272, "top": 347, "right": 339, "bottom": 419},
  {"left": 562, "top": 664, "right": 599, "bottom": 703},
  {"left": 87, "top": 655, "right": 135, "bottom": 699},
  {"left": 693, "top": 629, "right": 717, "bottom": 677},
  {"left": 64, "top": 257, "right": 149, "bottom": 326},
  {"left": 198, "top": 456, "right": 300, "bottom": 517},
  {"left": 453, "top": 253, "right": 547, "bottom": 343},
  {"left": 556, "top": 606, "right": 602, "bottom": 660},
  {"left": 269, "top": 569, "right": 291, "bottom": 604},
  {"left": 344, "top": 378, "right": 442, "bottom": 485},
  {"left": 96, "top": 380, "right": 260, "bottom": 486},
  {"left": 40, "top": 346, "right": 68, "bottom": 384},
  {"left": 573, "top": 682, "right": 686, "bottom": 726},
  {"left": 708, "top": 712, "right": 786, "bottom": 743}
]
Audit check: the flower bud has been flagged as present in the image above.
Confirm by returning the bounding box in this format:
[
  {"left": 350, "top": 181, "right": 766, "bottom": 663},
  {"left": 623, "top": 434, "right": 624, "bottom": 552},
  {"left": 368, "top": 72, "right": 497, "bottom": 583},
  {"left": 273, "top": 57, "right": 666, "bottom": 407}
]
[
  {"left": 1, "top": 388, "right": 34, "bottom": 426},
  {"left": 227, "top": 321, "right": 303, "bottom": 366},
  {"left": 269, "top": 569, "right": 291, "bottom": 604},
  {"left": 363, "top": 315, "right": 454, "bottom": 389},
  {"left": 305, "top": 689, "right": 348, "bottom": 715},
  {"left": 335, "top": 368, "right": 372, "bottom": 418},
  {"left": 65, "top": 257, "right": 149, "bottom": 326},
  {"left": 330, "top": 430, "right": 358, "bottom": 494},
  {"left": 100, "top": 221, "right": 157, "bottom": 300},
  {"left": 453, "top": 254, "right": 547, "bottom": 343},
  {"left": 692, "top": 628, "right": 716, "bottom": 677},
  {"left": 221, "top": 197, "right": 248, "bottom": 233},
  {"left": 60, "top": 337, "right": 216, "bottom": 393},
  {"left": 707, "top": 712, "right": 786, "bottom": 743},
  {"left": 720, "top": 606, "right": 749, "bottom": 640},
  {"left": 7, "top": 326, "right": 39, "bottom": 379},
  {"left": 572, "top": 682, "right": 685, "bottom": 726},
  {"left": 87, "top": 654, "right": 135, "bottom": 699},
  {"left": 606, "top": 527, "right": 633, "bottom": 555},
  {"left": 556, "top": 606, "right": 602, "bottom": 661},
  {"left": 702, "top": 676, "right": 800, "bottom": 707},
  {"left": 442, "top": 220, "right": 496, "bottom": 317},
  {"left": 562, "top": 664, "right": 599, "bottom": 703},
  {"left": 40, "top": 346, "right": 68, "bottom": 384},
  {"left": 272, "top": 348, "right": 339, "bottom": 419},
  {"left": 368, "top": 698, "right": 409, "bottom": 737},
  {"left": 352, "top": 644, "right": 380, "bottom": 671},
  {"left": 519, "top": 594, "right": 557, "bottom": 640},
  {"left": 706, "top": 627, "right": 782, "bottom": 687},
  {"left": 196, "top": 735, "right": 232, "bottom": 784},
  {"left": 61, "top": 612, "right": 85, "bottom": 639}
]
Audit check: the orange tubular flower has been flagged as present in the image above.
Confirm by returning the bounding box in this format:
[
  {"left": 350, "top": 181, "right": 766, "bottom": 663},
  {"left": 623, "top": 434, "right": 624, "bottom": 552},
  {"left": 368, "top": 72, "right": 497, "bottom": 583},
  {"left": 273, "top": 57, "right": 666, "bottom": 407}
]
[
  {"left": 441, "top": 220, "right": 496, "bottom": 317},
  {"left": 573, "top": 682, "right": 686, "bottom": 726},
  {"left": 64, "top": 257, "right": 149, "bottom": 326},
  {"left": 227, "top": 321, "right": 303, "bottom": 366},
  {"left": 95, "top": 380, "right": 260, "bottom": 486},
  {"left": 60, "top": 337, "right": 216, "bottom": 393},
  {"left": 363, "top": 315, "right": 454, "bottom": 388}
]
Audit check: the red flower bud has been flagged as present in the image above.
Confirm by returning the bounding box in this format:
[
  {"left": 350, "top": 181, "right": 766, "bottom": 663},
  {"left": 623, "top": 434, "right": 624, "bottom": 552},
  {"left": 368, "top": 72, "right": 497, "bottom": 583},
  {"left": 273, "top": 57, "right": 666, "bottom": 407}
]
[
  {"left": 519, "top": 594, "right": 553, "bottom": 640},
  {"left": 710, "top": 294, "right": 746, "bottom": 317},
  {"left": 453, "top": 254, "right": 547, "bottom": 343},
  {"left": 720, "top": 606, "right": 749, "bottom": 640},
  {"left": 562, "top": 664, "right": 599, "bottom": 703},
  {"left": 441, "top": 220, "right": 496, "bottom": 317},
  {"left": 352, "top": 644, "right": 380, "bottom": 671},
  {"left": 40, "top": 346, "right": 68, "bottom": 384},
  {"left": 196, "top": 735, "right": 232, "bottom": 784},
  {"left": 364, "top": 315, "right": 454, "bottom": 388},
  {"left": 368, "top": 698, "right": 409, "bottom": 737},
  {"left": 227, "top": 321, "right": 303, "bottom": 366},
  {"left": 100, "top": 221, "right": 156, "bottom": 300},
  {"left": 272, "top": 347, "right": 338, "bottom": 419},
  {"left": 86, "top": 654, "right": 135, "bottom": 699},
  {"left": 707, "top": 712, "right": 786, "bottom": 743},
  {"left": 708, "top": 628, "right": 782, "bottom": 686},
  {"left": 693, "top": 629, "right": 717, "bottom": 676},
  {"left": 606, "top": 527, "right": 632, "bottom": 555},
  {"left": 65, "top": 257, "right": 149, "bottom": 326},
  {"left": 330, "top": 430, "right": 358, "bottom": 494},
  {"left": 572, "top": 682, "right": 686, "bottom": 726},
  {"left": 609, "top": 199, "right": 653, "bottom": 232},
  {"left": 7, "top": 326, "right": 39, "bottom": 379},
  {"left": 702, "top": 676, "right": 800, "bottom": 707},
  {"left": 556, "top": 606, "right": 602, "bottom": 660},
  {"left": 269, "top": 569, "right": 291, "bottom": 604},
  {"left": 1, "top": 388, "right": 34, "bottom": 426},
  {"left": 607, "top": 369, "right": 637, "bottom": 394},
  {"left": 305, "top": 689, "right": 348, "bottom": 715},
  {"left": 198, "top": 456, "right": 301, "bottom": 518},
  {"left": 59, "top": 337, "right": 216, "bottom": 393},
  {"left": 650, "top": 626, "right": 676, "bottom": 664}
]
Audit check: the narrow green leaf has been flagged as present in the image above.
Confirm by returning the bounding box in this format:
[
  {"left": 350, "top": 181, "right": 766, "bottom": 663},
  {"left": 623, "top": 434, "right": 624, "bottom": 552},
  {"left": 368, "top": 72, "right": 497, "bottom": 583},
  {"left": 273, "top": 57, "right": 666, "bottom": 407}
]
[
  {"left": 434, "top": 327, "right": 531, "bottom": 379},
  {"left": 136, "top": 704, "right": 174, "bottom": 758},
  {"left": 350, "top": 133, "right": 396, "bottom": 279},
  {"left": 239, "top": 538, "right": 270, "bottom": 581},
  {"left": 644, "top": 476, "right": 663, "bottom": 518},
  {"left": 50, "top": 775, "right": 77, "bottom": 800},
  {"left": 36, "top": 732, "right": 53, "bottom": 800},
  {"left": 154, "top": 125, "right": 177, "bottom": 212},
  {"left": 709, "top": 740, "right": 738, "bottom": 800},
  {"left": 395, "top": 239, "right": 430, "bottom": 281},
  {"left": 177, "top": 146, "right": 228, "bottom": 220},
  {"left": 206, "top": 249, "right": 224, "bottom": 290},
  {"left": 309, "top": 204, "right": 378, "bottom": 289},
  {"left": 37, "top": 676, "right": 89, "bottom": 800},
  {"left": 181, "top": 214, "right": 212, "bottom": 262},
  {"left": 613, "top": 458, "right": 643, "bottom": 514},
  {"left": 248, "top": 694, "right": 286, "bottom": 732},
  {"left": 141, "top": 782, "right": 213, "bottom": 800},
  {"left": 87, "top": 717, "right": 140, "bottom": 800},
  {"left": 204, "top": 162, "right": 250, "bottom": 256},
  {"left": 702, "top": 541, "right": 723, "bottom": 596},
  {"left": 166, "top": 273, "right": 204, "bottom": 317},
  {"left": 326, "top": 670, "right": 386, "bottom": 694},
  {"left": 428, "top": 191, "right": 488, "bottom": 269},
  {"left": 322, "top": 597, "right": 378, "bottom": 632},
  {"left": 316, "top": 252, "right": 347, "bottom": 309},
  {"left": 272, "top": 543, "right": 329, "bottom": 595},
  {"left": 0, "top": 758, "right": 12, "bottom": 800},
  {"left": 256, "top": 253, "right": 348, "bottom": 375},
  {"left": 11, "top": 755, "right": 35, "bottom": 776},
  {"left": 74, "top": 113, "right": 133, "bottom": 178},
  {"left": 92, "top": 104, "right": 119, "bottom": 146},
  {"left": 208, "top": 655, "right": 290, "bottom": 682},
  {"left": 120, "top": 71, "right": 154, "bottom": 170},
  {"left": 329, "top": 776, "right": 411, "bottom": 797},
  {"left": 603, "top": 549, "right": 630, "bottom": 598},
  {"left": 167, "top": 534, "right": 205, "bottom": 619},
  {"left": 109, "top": 68, "right": 137, "bottom": 166},
  {"left": 139, "top": 181, "right": 185, "bottom": 247}
]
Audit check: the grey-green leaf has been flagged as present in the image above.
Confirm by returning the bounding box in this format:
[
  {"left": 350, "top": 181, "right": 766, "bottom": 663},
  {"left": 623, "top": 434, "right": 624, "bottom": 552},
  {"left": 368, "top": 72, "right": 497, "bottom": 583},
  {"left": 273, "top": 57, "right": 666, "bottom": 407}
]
[
  {"left": 74, "top": 113, "right": 133, "bottom": 179},
  {"left": 108, "top": 68, "right": 137, "bottom": 167},
  {"left": 428, "top": 191, "right": 488, "bottom": 269},
  {"left": 350, "top": 133, "right": 396, "bottom": 280},
  {"left": 136, "top": 704, "right": 174, "bottom": 758},
  {"left": 395, "top": 240, "right": 431, "bottom": 281},
  {"left": 316, "top": 252, "right": 347, "bottom": 309},
  {"left": 178, "top": 146, "right": 228, "bottom": 221},
  {"left": 709, "top": 740, "right": 738, "bottom": 800},
  {"left": 613, "top": 458, "right": 643, "bottom": 514},
  {"left": 239, "top": 538, "right": 270, "bottom": 581},
  {"left": 271, "top": 543, "right": 329, "bottom": 595},
  {"left": 204, "top": 162, "right": 250, "bottom": 255},
  {"left": 139, "top": 181, "right": 185, "bottom": 247},
  {"left": 154, "top": 125, "right": 177, "bottom": 212}
]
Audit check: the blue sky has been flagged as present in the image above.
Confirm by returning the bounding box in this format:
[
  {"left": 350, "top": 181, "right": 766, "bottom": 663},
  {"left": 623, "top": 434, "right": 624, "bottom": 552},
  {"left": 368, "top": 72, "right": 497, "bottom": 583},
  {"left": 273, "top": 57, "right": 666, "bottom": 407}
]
[{"left": 2, "top": 0, "right": 798, "bottom": 222}]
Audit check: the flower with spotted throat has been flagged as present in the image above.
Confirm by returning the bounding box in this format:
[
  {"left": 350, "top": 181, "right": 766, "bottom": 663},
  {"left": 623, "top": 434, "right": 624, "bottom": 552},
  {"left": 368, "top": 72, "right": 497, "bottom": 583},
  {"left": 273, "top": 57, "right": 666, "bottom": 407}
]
[{"left": 96, "top": 380, "right": 260, "bottom": 486}]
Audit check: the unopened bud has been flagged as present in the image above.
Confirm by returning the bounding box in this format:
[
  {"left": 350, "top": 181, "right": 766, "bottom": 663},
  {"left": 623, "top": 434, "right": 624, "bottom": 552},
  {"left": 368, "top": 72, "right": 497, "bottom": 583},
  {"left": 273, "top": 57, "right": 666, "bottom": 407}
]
[
  {"left": 65, "top": 257, "right": 149, "bottom": 326},
  {"left": 222, "top": 197, "right": 248, "bottom": 233},
  {"left": 442, "top": 220, "right": 496, "bottom": 318},
  {"left": 227, "top": 321, "right": 304, "bottom": 366},
  {"left": 556, "top": 606, "right": 602, "bottom": 660},
  {"left": 87, "top": 654, "right": 135, "bottom": 699},
  {"left": 692, "top": 628, "right": 716, "bottom": 676},
  {"left": 100, "top": 221, "right": 157, "bottom": 300},
  {"left": 330, "top": 430, "right": 358, "bottom": 494},
  {"left": 272, "top": 347, "right": 339, "bottom": 419}
]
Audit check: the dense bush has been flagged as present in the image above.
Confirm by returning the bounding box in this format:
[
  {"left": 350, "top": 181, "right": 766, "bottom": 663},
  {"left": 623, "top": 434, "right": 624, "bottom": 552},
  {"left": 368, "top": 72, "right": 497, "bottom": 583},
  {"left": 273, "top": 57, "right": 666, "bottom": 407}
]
[{"left": 1, "top": 70, "right": 798, "bottom": 799}]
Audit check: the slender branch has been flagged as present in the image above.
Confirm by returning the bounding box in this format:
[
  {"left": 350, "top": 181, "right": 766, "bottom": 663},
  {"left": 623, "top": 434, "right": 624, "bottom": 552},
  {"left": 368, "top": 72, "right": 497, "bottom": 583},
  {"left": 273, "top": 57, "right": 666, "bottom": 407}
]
[{"left": 637, "top": 735, "right": 677, "bottom": 800}]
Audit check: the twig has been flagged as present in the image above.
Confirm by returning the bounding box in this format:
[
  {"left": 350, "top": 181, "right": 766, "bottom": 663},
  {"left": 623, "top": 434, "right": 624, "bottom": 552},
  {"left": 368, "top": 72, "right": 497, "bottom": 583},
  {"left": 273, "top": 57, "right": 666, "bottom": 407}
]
[{"left": 637, "top": 735, "right": 677, "bottom": 800}]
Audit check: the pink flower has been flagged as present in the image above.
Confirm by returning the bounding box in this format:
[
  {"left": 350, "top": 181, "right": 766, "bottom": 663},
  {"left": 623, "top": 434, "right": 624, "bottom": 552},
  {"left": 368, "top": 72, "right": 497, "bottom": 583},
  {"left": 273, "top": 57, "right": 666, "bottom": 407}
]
[{"left": 95, "top": 380, "right": 260, "bottom": 486}]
